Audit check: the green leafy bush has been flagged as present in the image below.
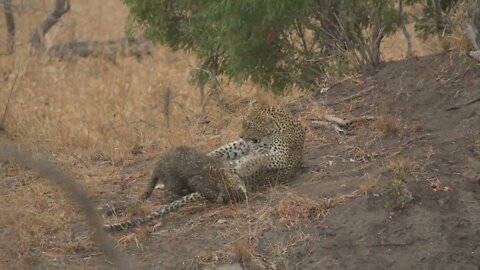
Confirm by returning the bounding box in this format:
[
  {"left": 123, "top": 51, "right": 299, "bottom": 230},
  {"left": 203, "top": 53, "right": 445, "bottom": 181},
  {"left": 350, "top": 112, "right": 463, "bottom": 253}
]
[{"left": 123, "top": 0, "right": 403, "bottom": 92}]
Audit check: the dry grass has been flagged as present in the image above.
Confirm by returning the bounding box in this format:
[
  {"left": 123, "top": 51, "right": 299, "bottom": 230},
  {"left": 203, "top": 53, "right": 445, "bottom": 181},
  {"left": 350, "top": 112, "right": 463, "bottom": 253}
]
[
  {"left": 0, "top": 0, "right": 455, "bottom": 268},
  {"left": 275, "top": 191, "right": 330, "bottom": 227},
  {"left": 374, "top": 110, "right": 400, "bottom": 135},
  {"left": 387, "top": 157, "right": 416, "bottom": 176},
  {"left": 381, "top": 23, "right": 443, "bottom": 61},
  {"left": 358, "top": 175, "right": 379, "bottom": 195},
  {"left": 0, "top": 177, "right": 86, "bottom": 267}
]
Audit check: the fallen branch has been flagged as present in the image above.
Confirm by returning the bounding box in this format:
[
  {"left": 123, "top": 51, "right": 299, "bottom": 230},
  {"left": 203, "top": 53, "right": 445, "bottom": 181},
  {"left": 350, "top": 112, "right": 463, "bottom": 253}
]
[
  {"left": 323, "top": 114, "right": 349, "bottom": 127},
  {"left": 31, "top": 0, "right": 152, "bottom": 60},
  {"left": 311, "top": 120, "right": 348, "bottom": 135},
  {"left": 46, "top": 38, "right": 153, "bottom": 61},
  {"left": 323, "top": 114, "right": 376, "bottom": 127},
  {"left": 311, "top": 114, "right": 376, "bottom": 135},
  {"left": 446, "top": 95, "right": 480, "bottom": 111}
]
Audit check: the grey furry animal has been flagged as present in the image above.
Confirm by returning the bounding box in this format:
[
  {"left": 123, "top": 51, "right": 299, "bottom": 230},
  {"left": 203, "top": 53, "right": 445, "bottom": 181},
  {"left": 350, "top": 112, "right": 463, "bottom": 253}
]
[
  {"left": 104, "top": 146, "right": 246, "bottom": 232},
  {"left": 139, "top": 146, "right": 245, "bottom": 204}
]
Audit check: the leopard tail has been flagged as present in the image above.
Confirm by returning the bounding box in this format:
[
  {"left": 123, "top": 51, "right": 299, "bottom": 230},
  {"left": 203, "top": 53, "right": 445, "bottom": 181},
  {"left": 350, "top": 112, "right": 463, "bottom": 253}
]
[{"left": 104, "top": 192, "right": 204, "bottom": 233}]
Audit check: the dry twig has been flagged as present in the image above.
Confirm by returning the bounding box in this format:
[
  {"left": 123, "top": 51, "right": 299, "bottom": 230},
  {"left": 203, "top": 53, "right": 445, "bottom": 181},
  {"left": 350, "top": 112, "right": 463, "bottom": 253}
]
[
  {"left": 446, "top": 96, "right": 480, "bottom": 111},
  {"left": 311, "top": 114, "right": 376, "bottom": 135},
  {"left": 0, "top": 72, "right": 19, "bottom": 130},
  {"left": 162, "top": 87, "right": 171, "bottom": 128}
]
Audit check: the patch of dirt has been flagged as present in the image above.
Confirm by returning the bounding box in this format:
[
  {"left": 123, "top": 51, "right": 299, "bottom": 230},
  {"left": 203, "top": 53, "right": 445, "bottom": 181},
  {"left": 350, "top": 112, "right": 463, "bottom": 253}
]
[{"left": 296, "top": 53, "right": 480, "bottom": 270}]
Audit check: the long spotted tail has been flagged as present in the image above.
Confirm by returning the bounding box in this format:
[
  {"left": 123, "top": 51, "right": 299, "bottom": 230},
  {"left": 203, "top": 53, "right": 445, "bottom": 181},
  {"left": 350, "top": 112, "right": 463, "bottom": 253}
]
[{"left": 104, "top": 192, "right": 204, "bottom": 233}]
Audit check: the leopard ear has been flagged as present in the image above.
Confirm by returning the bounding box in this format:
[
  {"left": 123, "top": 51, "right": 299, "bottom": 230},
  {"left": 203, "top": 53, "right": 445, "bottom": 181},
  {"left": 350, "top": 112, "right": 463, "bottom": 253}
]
[{"left": 247, "top": 99, "right": 257, "bottom": 113}]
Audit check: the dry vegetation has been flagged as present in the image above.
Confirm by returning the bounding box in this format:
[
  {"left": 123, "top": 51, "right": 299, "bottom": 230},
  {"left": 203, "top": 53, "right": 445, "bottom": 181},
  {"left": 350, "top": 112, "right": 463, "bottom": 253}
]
[{"left": 0, "top": 1, "right": 454, "bottom": 269}]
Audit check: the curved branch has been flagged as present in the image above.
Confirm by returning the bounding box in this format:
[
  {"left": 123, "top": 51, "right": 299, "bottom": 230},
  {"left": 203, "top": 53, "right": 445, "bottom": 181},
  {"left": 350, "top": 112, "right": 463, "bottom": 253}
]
[{"left": 31, "top": 0, "right": 71, "bottom": 51}]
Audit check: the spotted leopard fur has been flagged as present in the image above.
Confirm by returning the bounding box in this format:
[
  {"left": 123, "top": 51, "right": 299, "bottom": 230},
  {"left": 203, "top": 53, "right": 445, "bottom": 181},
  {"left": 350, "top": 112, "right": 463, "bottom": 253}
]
[
  {"left": 104, "top": 147, "right": 246, "bottom": 233},
  {"left": 232, "top": 105, "right": 305, "bottom": 191},
  {"left": 105, "top": 105, "right": 304, "bottom": 232},
  {"left": 139, "top": 146, "right": 246, "bottom": 203},
  {"left": 105, "top": 192, "right": 203, "bottom": 232},
  {"left": 207, "top": 138, "right": 271, "bottom": 161},
  {"left": 105, "top": 172, "right": 245, "bottom": 233}
]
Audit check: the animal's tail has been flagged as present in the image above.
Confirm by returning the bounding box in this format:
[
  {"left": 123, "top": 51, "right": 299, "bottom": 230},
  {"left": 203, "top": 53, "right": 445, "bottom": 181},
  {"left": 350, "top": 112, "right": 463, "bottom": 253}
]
[{"left": 104, "top": 192, "right": 204, "bottom": 233}]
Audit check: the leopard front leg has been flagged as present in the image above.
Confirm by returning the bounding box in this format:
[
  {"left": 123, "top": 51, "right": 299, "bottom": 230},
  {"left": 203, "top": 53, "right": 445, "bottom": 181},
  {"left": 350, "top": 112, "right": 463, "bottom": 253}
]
[
  {"left": 187, "top": 175, "right": 219, "bottom": 203},
  {"left": 233, "top": 150, "right": 290, "bottom": 179}
]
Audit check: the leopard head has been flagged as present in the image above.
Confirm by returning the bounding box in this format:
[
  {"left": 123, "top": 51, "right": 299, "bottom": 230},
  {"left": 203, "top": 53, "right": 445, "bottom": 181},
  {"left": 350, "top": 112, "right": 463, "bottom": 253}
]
[{"left": 239, "top": 106, "right": 278, "bottom": 143}]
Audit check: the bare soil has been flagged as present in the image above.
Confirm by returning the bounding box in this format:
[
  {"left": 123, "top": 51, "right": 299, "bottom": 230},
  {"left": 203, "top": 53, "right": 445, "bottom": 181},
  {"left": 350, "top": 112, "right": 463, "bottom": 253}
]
[
  {"left": 298, "top": 53, "right": 480, "bottom": 270},
  {"left": 2, "top": 53, "right": 480, "bottom": 270}
]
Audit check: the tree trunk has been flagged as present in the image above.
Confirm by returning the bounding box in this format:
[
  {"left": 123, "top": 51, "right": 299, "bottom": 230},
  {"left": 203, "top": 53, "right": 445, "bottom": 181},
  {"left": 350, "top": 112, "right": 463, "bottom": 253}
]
[
  {"left": 398, "top": 0, "right": 413, "bottom": 58},
  {"left": 31, "top": 0, "right": 70, "bottom": 51},
  {"left": 3, "top": 0, "right": 15, "bottom": 54}
]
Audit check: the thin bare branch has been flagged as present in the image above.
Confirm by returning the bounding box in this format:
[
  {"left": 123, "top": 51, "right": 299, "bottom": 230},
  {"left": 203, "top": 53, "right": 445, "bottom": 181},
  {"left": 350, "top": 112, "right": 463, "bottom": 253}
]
[
  {"left": 398, "top": 0, "right": 413, "bottom": 58},
  {"left": 162, "top": 87, "right": 171, "bottom": 128},
  {"left": 0, "top": 72, "right": 19, "bottom": 130}
]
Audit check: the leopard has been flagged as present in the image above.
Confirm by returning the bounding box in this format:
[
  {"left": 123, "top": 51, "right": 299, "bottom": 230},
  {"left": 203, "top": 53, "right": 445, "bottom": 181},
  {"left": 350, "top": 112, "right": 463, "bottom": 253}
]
[
  {"left": 147, "top": 138, "right": 270, "bottom": 194},
  {"left": 138, "top": 146, "right": 243, "bottom": 204},
  {"left": 208, "top": 104, "right": 306, "bottom": 192},
  {"left": 105, "top": 105, "right": 305, "bottom": 232},
  {"left": 104, "top": 146, "right": 246, "bottom": 233}
]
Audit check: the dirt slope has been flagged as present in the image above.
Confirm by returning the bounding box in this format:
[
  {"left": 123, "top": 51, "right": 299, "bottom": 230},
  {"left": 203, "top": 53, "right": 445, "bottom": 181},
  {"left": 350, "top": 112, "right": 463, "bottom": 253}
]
[
  {"left": 297, "top": 53, "right": 480, "bottom": 270},
  {"left": 97, "top": 53, "right": 479, "bottom": 270}
]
